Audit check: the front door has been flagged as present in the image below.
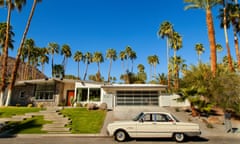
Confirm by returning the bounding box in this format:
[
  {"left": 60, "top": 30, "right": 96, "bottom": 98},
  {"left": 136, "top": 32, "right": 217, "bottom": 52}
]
[{"left": 67, "top": 90, "right": 75, "bottom": 106}]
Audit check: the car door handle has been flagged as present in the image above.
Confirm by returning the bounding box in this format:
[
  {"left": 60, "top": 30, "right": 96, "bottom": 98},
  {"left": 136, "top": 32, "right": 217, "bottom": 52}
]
[{"left": 152, "top": 123, "right": 157, "bottom": 125}]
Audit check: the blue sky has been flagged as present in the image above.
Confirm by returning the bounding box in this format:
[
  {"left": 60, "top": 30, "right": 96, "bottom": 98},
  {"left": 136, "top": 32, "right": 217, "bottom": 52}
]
[{"left": 0, "top": 0, "right": 235, "bottom": 81}]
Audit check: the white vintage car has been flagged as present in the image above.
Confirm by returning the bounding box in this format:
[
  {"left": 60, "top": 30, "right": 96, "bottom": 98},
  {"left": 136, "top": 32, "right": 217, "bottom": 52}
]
[{"left": 107, "top": 112, "right": 201, "bottom": 142}]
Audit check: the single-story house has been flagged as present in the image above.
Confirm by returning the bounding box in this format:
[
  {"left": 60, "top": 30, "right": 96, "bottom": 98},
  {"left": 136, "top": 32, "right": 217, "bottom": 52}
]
[{"left": 10, "top": 79, "right": 189, "bottom": 109}]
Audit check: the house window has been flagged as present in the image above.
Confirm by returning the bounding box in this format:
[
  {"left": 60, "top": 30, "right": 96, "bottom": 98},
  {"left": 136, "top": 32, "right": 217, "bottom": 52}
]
[
  {"left": 77, "top": 88, "right": 88, "bottom": 101},
  {"left": 89, "top": 88, "right": 101, "bottom": 101},
  {"left": 19, "top": 91, "right": 25, "bottom": 99},
  {"left": 35, "top": 84, "right": 54, "bottom": 101},
  {"left": 76, "top": 88, "right": 101, "bottom": 102}
]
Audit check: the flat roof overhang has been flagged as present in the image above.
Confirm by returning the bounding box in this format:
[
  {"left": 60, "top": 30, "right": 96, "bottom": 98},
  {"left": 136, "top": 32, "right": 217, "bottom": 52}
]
[{"left": 101, "top": 84, "right": 168, "bottom": 91}]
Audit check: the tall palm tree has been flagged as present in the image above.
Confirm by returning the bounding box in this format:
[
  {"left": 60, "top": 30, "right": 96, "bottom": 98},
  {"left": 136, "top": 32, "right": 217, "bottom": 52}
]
[
  {"left": 73, "top": 50, "right": 83, "bottom": 79},
  {"left": 218, "top": 0, "right": 240, "bottom": 69},
  {"left": 5, "top": 0, "right": 42, "bottom": 106},
  {"left": 129, "top": 50, "right": 137, "bottom": 73},
  {"left": 61, "top": 44, "right": 72, "bottom": 73},
  {"left": 170, "top": 56, "right": 185, "bottom": 90},
  {"left": 125, "top": 45, "right": 133, "bottom": 71},
  {"left": 1, "top": 0, "right": 26, "bottom": 106},
  {"left": 106, "top": 48, "right": 117, "bottom": 82},
  {"left": 39, "top": 47, "right": 49, "bottom": 74},
  {"left": 147, "top": 55, "right": 155, "bottom": 80},
  {"left": 195, "top": 43, "right": 205, "bottom": 63},
  {"left": 170, "top": 31, "right": 182, "bottom": 57},
  {"left": 158, "top": 21, "right": 174, "bottom": 88},
  {"left": 0, "top": 23, "right": 14, "bottom": 54},
  {"left": 184, "top": 0, "right": 221, "bottom": 76},
  {"left": 218, "top": 0, "right": 235, "bottom": 72},
  {"left": 23, "top": 38, "right": 35, "bottom": 80},
  {"left": 119, "top": 50, "right": 127, "bottom": 71},
  {"left": 47, "top": 42, "right": 59, "bottom": 77},
  {"left": 92, "top": 51, "right": 104, "bottom": 82},
  {"left": 83, "top": 52, "right": 92, "bottom": 80}
]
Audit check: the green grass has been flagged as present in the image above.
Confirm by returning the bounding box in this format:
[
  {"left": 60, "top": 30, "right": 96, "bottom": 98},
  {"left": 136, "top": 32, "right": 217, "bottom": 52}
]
[
  {"left": 6, "top": 116, "right": 52, "bottom": 134},
  {"left": 0, "top": 107, "right": 42, "bottom": 118},
  {"left": 61, "top": 108, "right": 106, "bottom": 134}
]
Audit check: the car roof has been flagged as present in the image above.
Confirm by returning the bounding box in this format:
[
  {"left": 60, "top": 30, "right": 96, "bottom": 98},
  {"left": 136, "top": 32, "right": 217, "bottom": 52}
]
[{"left": 142, "top": 112, "right": 171, "bottom": 115}]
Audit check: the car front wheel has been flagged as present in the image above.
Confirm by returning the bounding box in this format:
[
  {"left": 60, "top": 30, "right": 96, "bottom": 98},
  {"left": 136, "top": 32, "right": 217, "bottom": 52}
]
[
  {"left": 174, "top": 133, "right": 185, "bottom": 142},
  {"left": 114, "top": 130, "right": 127, "bottom": 142}
]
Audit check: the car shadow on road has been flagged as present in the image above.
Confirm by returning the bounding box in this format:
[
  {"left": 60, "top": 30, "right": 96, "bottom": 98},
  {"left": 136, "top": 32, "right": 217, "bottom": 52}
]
[{"left": 134, "top": 136, "right": 209, "bottom": 143}]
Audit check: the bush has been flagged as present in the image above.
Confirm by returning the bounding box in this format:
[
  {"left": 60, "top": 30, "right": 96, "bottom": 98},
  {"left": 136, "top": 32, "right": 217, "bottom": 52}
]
[
  {"left": 87, "top": 103, "right": 97, "bottom": 110},
  {"left": 99, "top": 103, "right": 107, "bottom": 110}
]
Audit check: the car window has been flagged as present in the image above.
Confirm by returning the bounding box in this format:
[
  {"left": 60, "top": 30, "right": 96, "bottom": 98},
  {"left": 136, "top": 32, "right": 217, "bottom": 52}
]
[
  {"left": 154, "top": 114, "right": 173, "bottom": 122},
  {"left": 143, "top": 114, "right": 152, "bottom": 121}
]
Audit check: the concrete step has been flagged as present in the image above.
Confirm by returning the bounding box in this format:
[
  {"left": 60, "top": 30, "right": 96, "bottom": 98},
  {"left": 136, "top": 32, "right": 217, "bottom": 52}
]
[
  {"left": 42, "top": 127, "right": 70, "bottom": 131},
  {"left": 43, "top": 123, "right": 67, "bottom": 128}
]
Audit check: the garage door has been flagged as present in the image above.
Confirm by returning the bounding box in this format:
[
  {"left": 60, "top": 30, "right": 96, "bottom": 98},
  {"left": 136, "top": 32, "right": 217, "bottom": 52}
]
[{"left": 116, "top": 91, "right": 159, "bottom": 106}]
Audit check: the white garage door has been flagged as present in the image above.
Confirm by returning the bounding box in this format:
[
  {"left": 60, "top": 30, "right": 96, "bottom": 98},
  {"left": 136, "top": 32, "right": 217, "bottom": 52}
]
[{"left": 116, "top": 91, "right": 159, "bottom": 106}]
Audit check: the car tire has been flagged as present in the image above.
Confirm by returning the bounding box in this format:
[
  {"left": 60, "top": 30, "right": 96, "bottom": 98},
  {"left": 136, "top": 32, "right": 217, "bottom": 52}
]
[
  {"left": 114, "top": 130, "right": 127, "bottom": 142},
  {"left": 174, "top": 133, "right": 185, "bottom": 142}
]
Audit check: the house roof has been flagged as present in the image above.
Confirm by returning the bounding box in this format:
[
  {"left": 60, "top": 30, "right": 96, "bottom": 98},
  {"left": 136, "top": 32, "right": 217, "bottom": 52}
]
[
  {"left": 101, "top": 83, "right": 168, "bottom": 91},
  {"left": 15, "top": 78, "right": 81, "bottom": 86}
]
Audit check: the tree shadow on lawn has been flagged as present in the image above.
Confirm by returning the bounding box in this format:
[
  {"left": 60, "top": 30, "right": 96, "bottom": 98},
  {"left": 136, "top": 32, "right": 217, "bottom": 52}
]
[{"left": 0, "top": 118, "right": 44, "bottom": 138}]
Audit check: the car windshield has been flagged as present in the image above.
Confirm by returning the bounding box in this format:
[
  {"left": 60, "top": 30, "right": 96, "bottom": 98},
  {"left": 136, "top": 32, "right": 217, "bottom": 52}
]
[
  {"left": 133, "top": 112, "right": 144, "bottom": 121},
  {"left": 171, "top": 114, "right": 180, "bottom": 122}
]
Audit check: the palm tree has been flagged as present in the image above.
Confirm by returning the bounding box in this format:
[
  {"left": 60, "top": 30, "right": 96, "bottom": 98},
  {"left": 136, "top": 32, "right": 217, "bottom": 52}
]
[
  {"left": 0, "top": 23, "right": 14, "bottom": 54},
  {"left": 23, "top": 38, "right": 35, "bottom": 80},
  {"left": 170, "top": 56, "right": 185, "bottom": 90},
  {"left": 216, "top": 43, "right": 223, "bottom": 63},
  {"left": 147, "top": 55, "right": 154, "bottom": 80},
  {"left": 39, "top": 47, "right": 49, "bottom": 74},
  {"left": 136, "top": 64, "right": 147, "bottom": 83},
  {"left": 73, "top": 50, "right": 84, "bottom": 79},
  {"left": 119, "top": 50, "right": 127, "bottom": 71},
  {"left": 5, "top": 0, "right": 42, "bottom": 106},
  {"left": 1, "top": 0, "right": 26, "bottom": 106},
  {"left": 194, "top": 43, "right": 205, "bottom": 63},
  {"left": 129, "top": 50, "right": 137, "bottom": 73},
  {"left": 156, "top": 73, "right": 168, "bottom": 85},
  {"left": 223, "top": 2, "right": 240, "bottom": 70},
  {"left": 106, "top": 48, "right": 117, "bottom": 82},
  {"left": 92, "top": 51, "right": 104, "bottom": 82},
  {"left": 83, "top": 52, "right": 92, "bottom": 80},
  {"left": 125, "top": 45, "right": 133, "bottom": 71},
  {"left": 184, "top": 0, "right": 221, "bottom": 76},
  {"left": 48, "top": 42, "right": 59, "bottom": 77},
  {"left": 170, "top": 31, "right": 182, "bottom": 57},
  {"left": 218, "top": 0, "right": 235, "bottom": 72},
  {"left": 158, "top": 21, "right": 174, "bottom": 88},
  {"left": 61, "top": 44, "right": 72, "bottom": 73}
]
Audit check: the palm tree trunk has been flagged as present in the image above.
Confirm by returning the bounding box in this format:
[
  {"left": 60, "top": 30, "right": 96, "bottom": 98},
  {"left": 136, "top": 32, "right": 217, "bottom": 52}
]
[
  {"left": 83, "top": 63, "right": 89, "bottom": 80},
  {"left": 5, "top": 0, "right": 38, "bottom": 106},
  {"left": 223, "top": 5, "right": 234, "bottom": 72},
  {"left": 77, "top": 61, "right": 80, "bottom": 79},
  {"left": 206, "top": 9, "right": 217, "bottom": 76},
  {"left": 0, "top": 0, "right": 12, "bottom": 107},
  {"left": 107, "top": 59, "right": 112, "bottom": 82}
]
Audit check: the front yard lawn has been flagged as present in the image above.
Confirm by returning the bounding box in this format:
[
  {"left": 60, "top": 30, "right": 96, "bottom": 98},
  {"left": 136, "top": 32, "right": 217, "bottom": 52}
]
[
  {"left": 0, "top": 107, "right": 42, "bottom": 118},
  {"left": 61, "top": 108, "right": 106, "bottom": 134}
]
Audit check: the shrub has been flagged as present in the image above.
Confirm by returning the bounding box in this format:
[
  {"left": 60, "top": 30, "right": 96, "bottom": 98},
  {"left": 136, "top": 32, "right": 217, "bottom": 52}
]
[{"left": 99, "top": 103, "right": 107, "bottom": 110}]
